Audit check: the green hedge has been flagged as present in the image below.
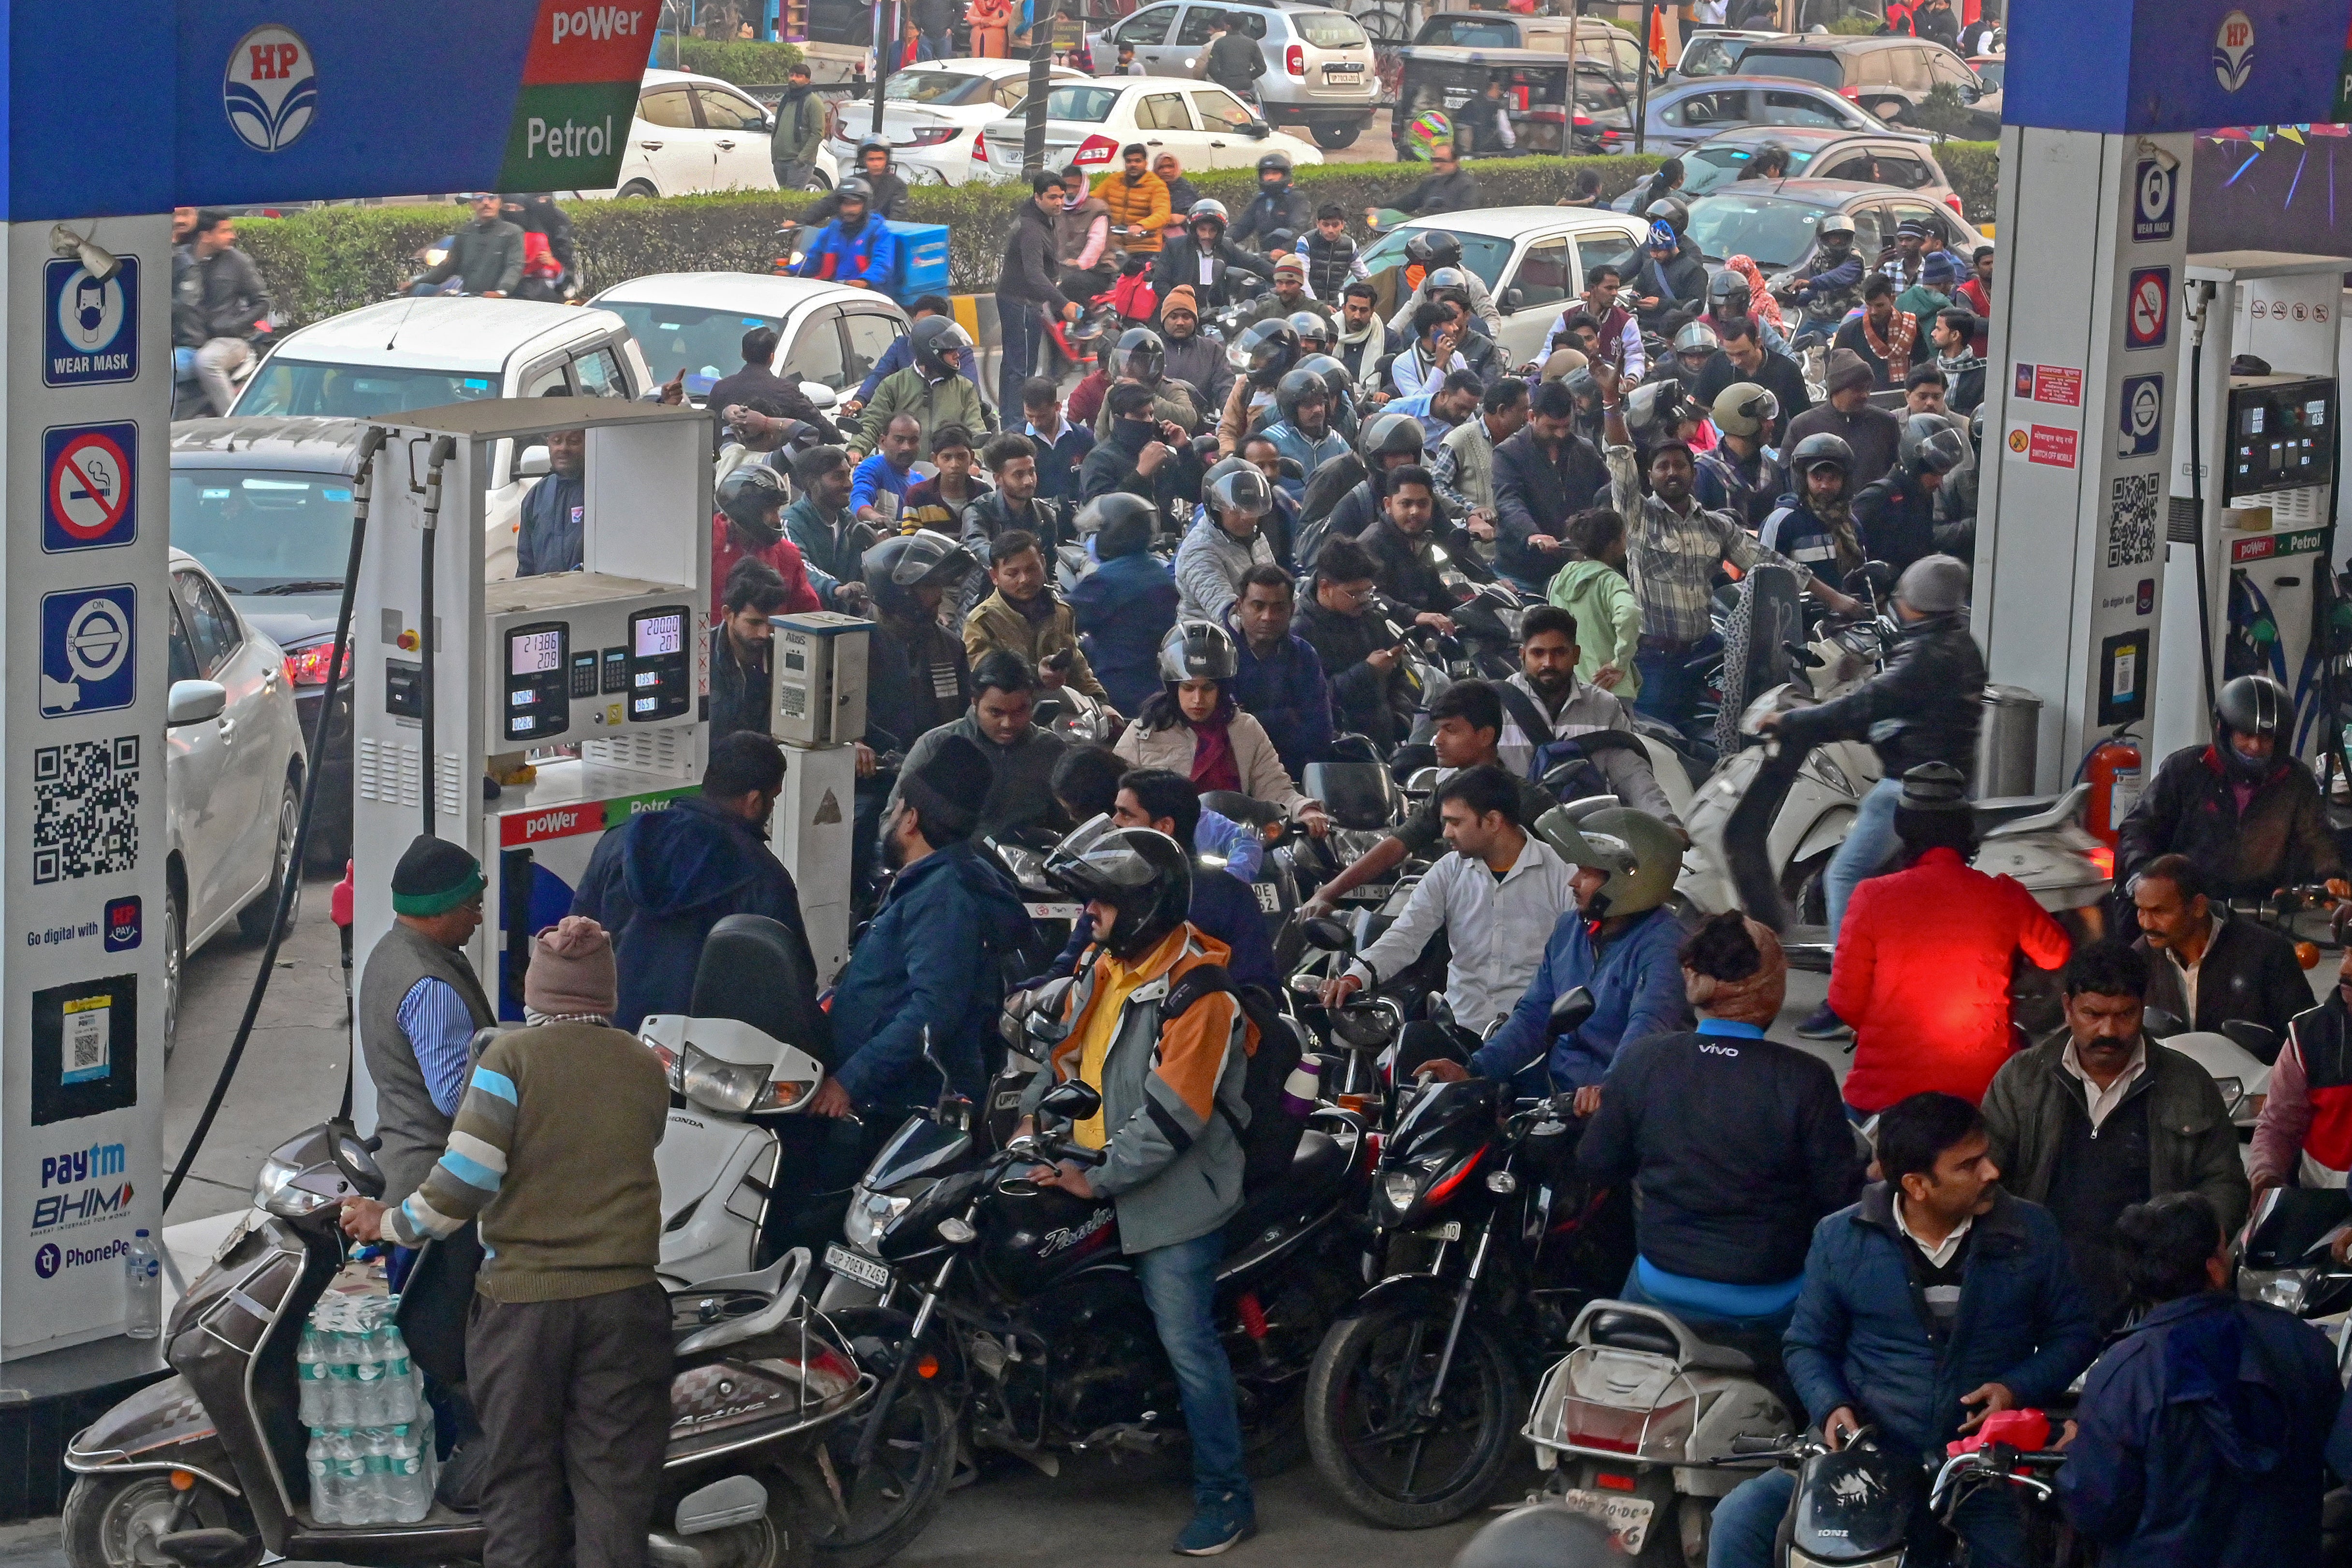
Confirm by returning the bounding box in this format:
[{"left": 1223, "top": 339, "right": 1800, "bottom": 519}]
[
  {"left": 1936, "top": 139, "right": 1998, "bottom": 226},
  {"left": 235, "top": 154, "right": 1665, "bottom": 329},
  {"left": 652, "top": 35, "right": 804, "bottom": 84}
]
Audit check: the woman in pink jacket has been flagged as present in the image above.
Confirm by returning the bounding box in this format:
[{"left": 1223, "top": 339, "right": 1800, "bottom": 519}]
[{"left": 1113, "top": 622, "right": 1329, "bottom": 835}]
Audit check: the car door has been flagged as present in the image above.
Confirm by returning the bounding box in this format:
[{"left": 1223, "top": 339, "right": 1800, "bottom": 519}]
[
  {"left": 695, "top": 83, "right": 781, "bottom": 191},
  {"left": 634, "top": 84, "right": 715, "bottom": 195},
  {"left": 569, "top": 343, "right": 631, "bottom": 400},
  {"left": 1187, "top": 87, "right": 1262, "bottom": 166},
  {"left": 1172, "top": 5, "right": 1222, "bottom": 76},
  {"left": 1111, "top": 2, "right": 1181, "bottom": 70},
  {"left": 1496, "top": 233, "right": 1575, "bottom": 364},
  {"left": 163, "top": 595, "right": 233, "bottom": 941},
  {"left": 173, "top": 567, "right": 283, "bottom": 928},
  {"left": 1654, "top": 86, "right": 1740, "bottom": 146},
  {"left": 1761, "top": 87, "right": 1852, "bottom": 130},
  {"left": 1133, "top": 89, "right": 1196, "bottom": 157},
  {"left": 786, "top": 307, "right": 850, "bottom": 395}
]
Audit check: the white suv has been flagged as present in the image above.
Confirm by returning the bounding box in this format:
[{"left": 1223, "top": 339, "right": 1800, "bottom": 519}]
[{"left": 1088, "top": 2, "right": 1377, "bottom": 149}]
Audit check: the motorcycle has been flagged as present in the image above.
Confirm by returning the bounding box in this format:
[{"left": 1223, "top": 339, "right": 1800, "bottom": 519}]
[
  {"left": 171, "top": 322, "right": 269, "bottom": 420},
  {"left": 2143, "top": 1006, "right": 2276, "bottom": 1140},
  {"left": 2238, "top": 1184, "right": 2352, "bottom": 1325},
  {"left": 1522, "top": 1299, "right": 1796, "bottom": 1565},
  {"left": 1304, "top": 987, "right": 1638, "bottom": 1529},
  {"left": 62, "top": 1121, "right": 864, "bottom": 1568},
  {"left": 811, "top": 999, "right": 1370, "bottom": 1564}
]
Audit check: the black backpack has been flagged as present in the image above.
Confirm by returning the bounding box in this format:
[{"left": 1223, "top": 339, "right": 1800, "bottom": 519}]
[{"left": 1162, "top": 963, "right": 1307, "bottom": 1193}]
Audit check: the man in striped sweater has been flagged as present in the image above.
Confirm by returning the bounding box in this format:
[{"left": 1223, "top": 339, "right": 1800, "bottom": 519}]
[{"left": 343, "top": 917, "right": 671, "bottom": 1568}]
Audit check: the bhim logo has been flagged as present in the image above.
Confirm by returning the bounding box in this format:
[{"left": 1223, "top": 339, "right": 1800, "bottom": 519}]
[{"left": 2214, "top": 10, "right": 2255, "bottom": 92}]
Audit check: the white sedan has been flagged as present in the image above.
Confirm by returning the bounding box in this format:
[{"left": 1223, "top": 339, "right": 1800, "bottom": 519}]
[
  {"left": 597, "top": 68, "right": 786, "bottom": 199},
  {"left": 980, "top": 75, "right": 1321, "bottom": 181},
  {"left": 826, "top": 57, "right": 1089, "bottom": 188}
]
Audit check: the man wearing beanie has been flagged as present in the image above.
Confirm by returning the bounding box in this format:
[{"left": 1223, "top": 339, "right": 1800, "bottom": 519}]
[
  {"left": 1578, "top": 911, "right": 1864, "bottom": 1361},
  {"left": 1782, "top": 346, "right": 1903, "bottom": 489},
  {"left": 1157, "top": 286, "right": 1234, "bottom": 418},
  {"left": 358, "top": 834, "right": 494, "bottom": 1281},
  {"left": 343, "top": 915, "right": 672, "bottom": 1568},
  {"left": 571, "top": 730, "right": 822, "bottom": 1032}
]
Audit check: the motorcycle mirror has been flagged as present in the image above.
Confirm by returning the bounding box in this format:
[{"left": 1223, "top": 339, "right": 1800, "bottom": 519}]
[
  {"left": 1546, "top": 985, "right": 1597, "bottom": 1040},
  {"left": 328, "top": 1118, "right": 387, "bottom": 1200},
  {"left": 1031, "top": 694, "right": 1066, "bottom": 726},
  {"left": 2221, "top": 1019, "right": 2279, "bottom": 1058},
  {"left": 1845, "top": 560, "right": 1895, "bottom": 596},
  {"left": 1037, "top": 1078, "right": 1103, "bottom": 1125},
  {"left": 1301, "top": 915, "right": 1353, "bottom": 953},
  {"left": 2141, "top": 1005, "right": 2187, "bottom": 1040}
]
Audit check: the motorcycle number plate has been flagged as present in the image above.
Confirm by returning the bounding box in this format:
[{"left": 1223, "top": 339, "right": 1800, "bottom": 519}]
[
  {"left": 1253, "top": 882, "right": 1282, "bottom": 913},
  {"left": 1415, "top": 1221, "right": 1462, "bottom": 1242},
  {"left": 824, "top": 1244, "right": 890, "bottom": 1292},
  {"left": 1559, "top": 1489, "right": 1655, "bottom": 1554}
]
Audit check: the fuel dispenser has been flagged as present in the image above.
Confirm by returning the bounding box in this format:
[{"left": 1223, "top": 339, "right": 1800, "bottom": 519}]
[
  {"left": 2152, "top": 253, "right": 2344, "bottom": 767},
  {"left": 344, "top": 400, "right": 711, "bottom": 1134},
  {"left": 767, "top": 610, "right": 867, "bottom": 985}
]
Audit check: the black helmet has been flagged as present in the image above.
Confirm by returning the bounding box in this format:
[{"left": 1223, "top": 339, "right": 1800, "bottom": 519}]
[
  {"left": 1230, "top": 319, "right": 1300, "bottom": 386},
  {"left": 1644, "top": 196, "right": 1690, "bottom": 233},
  {"left": 2217, "top": 674, "right": 2289, "bottom": 753},
  {"left": 1452, "top": 1507, "right": 1615, "bottom": 1568},
  {"left": 1404, "top": 230, "right": 1462, "bottom": 270},
  {"left": 911, "top": 315, "right": 973, "bottom": 378},
  {"left": 1360, "top": 410, "right": 1426, "bottom": 462},
  {"left": 1114, "top": 326, "right": 1166, "bottom": 386},
  {"left": 1274, "top": 366, "right": 1331, "bottom": 426},
  {"left": 1707, "top": 270, "right": 1752, "bottom": 314},
  {"left": 1256, "top": 150, "right": 1294, "bottom": 182},
  {"left": 1187, "top": 197, "right": 1229, "bottom": 232},
  {"left": 1296, "top": 352, "right": 1353, "bottom": 407},
  {"left": 1159, "top": 619, "right": 1240, "bottom": 682},
  {"left": 716, "top": 464, "right": 788, "bottom": 542},
  {"left": 1286, "top": 309, "right": 1330, "bottom": 348},
  {"left": 1789, "top": 431, "right": 1854, "bottom": 476},
  {"left": 1900, "top": 415, "right": 1968, "bottom": 476},
  {"left": 861, "top": 531, "right": 975, "bottom": 618},
  {"left": 1202, "top": 460, "right": 1274, "bottom": 526},
  {"left": 835, "top": 175, "right": 874, "bottom": 208},
  {"left": 1044, "top": 819, "right": 1193, "bottom": 961},
  {"left": 1074, "top": 490, "right": 1157, "bottom": 543}
]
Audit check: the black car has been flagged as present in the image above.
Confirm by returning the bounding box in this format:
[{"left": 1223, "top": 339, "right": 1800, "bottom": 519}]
[
  {"left": 171, "top": 418, "right": 372, "bottom": 866},
  {"left": 1735, "top": 35, "right": 1999, "bottom": 135}
]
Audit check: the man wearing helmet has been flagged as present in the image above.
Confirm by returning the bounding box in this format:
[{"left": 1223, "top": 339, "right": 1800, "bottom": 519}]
[
  {"left": 1176, "top": 461, "right": 1280, "bottom": 622},
  {"left": 1385, "top": 231, "right": 1502, "bottom": 336},
  {"left": 1629, "top": 218, "right": 1706, "bottom": 337},
  {"left": 1021, "top": 821, "right": 1260, "bottom": 1555},
  {"left": 795, "top": 176, "right": 899, "bottom": 291},
  {"left": 1783, "top": 212, "right": 1866, "bottom": 340},
  {"left": 1694, "top": 380, "right": 1785, "bottom": 532},
  {"left": 1214, "top": 317, "right": 1302, "bottom": 455},
  {"left": 861, "top": 533, "right": 974, "bottom": 754},
  {"left": 1261, "top": 367, "right": 1349, "bottom": 488},
  {"left": 1702, "top": 268, "right": 1794, "bottom": 362},
  {"left": 1853, "top": 413, "right": 1970, "bottom": 578},
  {"left": 2117, "top": 674, "right": 2349, "bottom": 904},
  {"left": 1759, "top": 432, "right": 1863, "bottom": 584},
  {"left": 850, "top": 315, "right": 994, "bottom": 458},
  {"left": 1234, "top": 150, "right": 1311, "bottom": 247},
  {"left": 1148, "top": 197, "right": 1275, "bottom": 312},
  {"left": 801, "top": 139, "right": 906, "bottom": 225},
  {"left": 1071, "top": 494, "right": 1182, "bottom": 713},
  {"left": 1662, "top": 319, "right": 1720, "bottom": 388},
  {"left": 1422, "top": 803, "right": 1695, "bottom": 1097},
  {"left": 712, "top": 463, "right": 826, "bottom": 620},
  {"left": 1087, "top": 326, "right": 1206, "bottom": 440}
]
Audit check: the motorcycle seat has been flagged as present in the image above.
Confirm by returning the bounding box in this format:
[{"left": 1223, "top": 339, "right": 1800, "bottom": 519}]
[{"left": 1220, "top": 1129, "right": 1348, "bottom": 1248}]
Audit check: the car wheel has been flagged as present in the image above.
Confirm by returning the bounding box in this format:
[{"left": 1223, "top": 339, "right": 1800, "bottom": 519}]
[
  {"left": 617, "top": 179, "right": 658, "bottom": 200},
  {"left": 238, "top": 776, "right": 302, "bottom": 944},
  {"left": 1312, "top": 122, "right": 1362, "bottom": 150},
  {"left": 162, "top": 880, "right": 185, "bottom": 1065}
]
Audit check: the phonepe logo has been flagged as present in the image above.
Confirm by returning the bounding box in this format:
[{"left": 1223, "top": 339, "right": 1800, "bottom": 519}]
[{"left": 33, "top": 1236, "right": 131, "bottom": 1279}]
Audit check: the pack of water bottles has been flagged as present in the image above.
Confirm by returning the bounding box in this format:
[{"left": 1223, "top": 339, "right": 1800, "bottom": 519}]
[{"left": 297, "top": 1294, "right": 437, "bottom": 1524}]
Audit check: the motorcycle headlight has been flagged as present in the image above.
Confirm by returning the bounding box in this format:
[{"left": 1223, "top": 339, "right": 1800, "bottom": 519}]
[
  {"left": 844, "top": 1186, "right": 912, "bottom": 1252},
  {"left": 680, "top": 1045, "right": 769, "bottom": 1116},
  {"left": 256, "top": 1152, "right": 340, "bottom": 1217},
  {"left": 2242, "top": 1267, "right": 2312, "bottom": 1315},
  {"left": 1379, "top": 1170, "right": 1423, "bottom": 1217}
]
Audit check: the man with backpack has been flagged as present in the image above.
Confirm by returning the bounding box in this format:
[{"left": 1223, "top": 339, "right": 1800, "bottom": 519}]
[
  {"left": 1494, "top": 607, "right": 1684, "bottom": 829},
  {"left": 1025, "top": 822, "right": 1288, "bottom": 1556}
]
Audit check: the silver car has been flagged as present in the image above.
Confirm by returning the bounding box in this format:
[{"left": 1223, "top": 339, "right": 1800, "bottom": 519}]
[{"left": 1088, "top": 1, "right": 1377, "bottom": 149}]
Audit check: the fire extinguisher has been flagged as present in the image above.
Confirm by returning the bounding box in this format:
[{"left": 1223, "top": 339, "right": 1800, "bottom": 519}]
[{"left": 2079, "top": 726, "right": 2143, "bottom": 848}]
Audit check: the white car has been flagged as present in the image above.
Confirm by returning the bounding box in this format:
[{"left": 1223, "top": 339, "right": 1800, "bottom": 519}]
[
  {"left": 594, "top": 68, "right": 786, "bottom": 199},
  {"left": 589, "top": 273, "right": 910, "bottom": 410},
  {"left": 162, "top": 547, "right": 307, "bottom": 1060},
  {"left": 1356, "top": 206, "right": 1652, "bottom": 367},
  {"left": 980, "top": 75, "right": 1323, "bottom": 181},
  {"left": 825, "top": 57, "right": 1089, "bottom": 188},
  {"left": 230, "top": 298, "right": 651, "bottom": 578}
]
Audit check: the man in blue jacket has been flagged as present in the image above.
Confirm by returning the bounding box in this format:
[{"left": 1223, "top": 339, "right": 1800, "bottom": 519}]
[
  {"left": 1420, "top": 804, "right": 1690, "bottom": 1096},
  {"left": 1069, "top": 493, "right": 1179, "bottom": 715},
  {"left": 570, "top": 732, "right": 820, "bottom": 1033},
  {"left": 2058, "top": 1191, "right": 2338, "bottom": 1568},
  {"left": 1710, "top": 1091, "right": 2098, "bottom": 1568},
  {"left": 1228, "top": 564, "right": 1331, "bottom": 778}
]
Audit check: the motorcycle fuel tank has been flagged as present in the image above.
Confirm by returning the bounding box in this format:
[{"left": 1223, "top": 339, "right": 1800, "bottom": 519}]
[{"left": 976, "top": 1182, "right": 1122, "bottom": 1298}]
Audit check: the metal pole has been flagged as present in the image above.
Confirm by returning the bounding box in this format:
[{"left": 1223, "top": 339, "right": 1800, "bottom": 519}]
[
  {"left": 1632, "top": 1, "right": 1654, "bottom": 156},
  {"left": 871, "top": 0, "right": 896, "bottom": 140},
  {"left": 1021, "top": 0, "right": 1064, "bottom": 177}
]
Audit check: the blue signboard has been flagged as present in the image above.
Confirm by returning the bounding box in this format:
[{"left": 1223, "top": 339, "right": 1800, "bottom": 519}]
[{"left": 2005, "top": 0, "right": 2352, "bottom": 134}]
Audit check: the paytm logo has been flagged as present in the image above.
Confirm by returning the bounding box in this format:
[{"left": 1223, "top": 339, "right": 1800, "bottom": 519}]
[{"left": 43, "top": 1141, "right": 125, "bottom": 1189}]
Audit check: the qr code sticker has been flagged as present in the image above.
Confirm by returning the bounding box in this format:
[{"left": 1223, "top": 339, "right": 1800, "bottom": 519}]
[
  {"left": 32, "top": 735, "right": 139, "bottom": 885},
  {"left": 2107, "top": 475, "right": 2160, "bottom": 567}
]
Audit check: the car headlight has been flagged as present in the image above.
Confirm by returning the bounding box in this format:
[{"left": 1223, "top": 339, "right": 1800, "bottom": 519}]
[
  {"left": 1379, "top": 1170, "right": 1423, "bottom": 1216},
  {"left": 844, "top": 1186, "right": 912, "bottom": 1252},
  {"left": 2242, "top": 1267, "right": 2312, "bottom": 1315}
]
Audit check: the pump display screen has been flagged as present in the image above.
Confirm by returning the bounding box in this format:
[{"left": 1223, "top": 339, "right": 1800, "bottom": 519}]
[
  {"left": 510, "top": 629, "right": 564, "bottom": 676},
  {"left": 634, "top": 612, "right": 684, "bottom": 657},
  {"left": 2227, "top": 377, "right": 2337, "bottom": 500}
]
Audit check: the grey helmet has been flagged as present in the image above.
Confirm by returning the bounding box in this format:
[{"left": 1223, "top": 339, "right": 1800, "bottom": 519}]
[
  {"left": 1202, "top": 458, "right": 1274, "bottom": 525},
  {"left": 1286, "top": 310, "right": 1332, "bottom": 351},
  {"left": 1158, "top": 619, "right": 1239, "bottom": 682},
  {"left": 1899, "top": 414, "right": 1968, "bottom": 476},
  {"left": 835, "top": 174, "right": 875, "bottom": 207},
  {"left": 1816, "top": 212, "right": 1858, "bottom": 242},
  {"left": 1187, "top": 197, "right": 1230, "bottom": 232},
  {"left": 1359, "top": 410, "right": 1426, "bottom": 461},
  {"left": 861, "top": 530, "right": 976, "bottom": 618},
  {"left": 1707, "top": 269, "right": 1753, "bottom": 315},
  {"left": 1672, "top": 319, "right": 1721, "bottom": 356},
  {"left": 1295, "top": 352, "right": 1354, "bottom": 408},
  {"left": 1423, "top": 265, "right": 1468, "bottom": 294}
]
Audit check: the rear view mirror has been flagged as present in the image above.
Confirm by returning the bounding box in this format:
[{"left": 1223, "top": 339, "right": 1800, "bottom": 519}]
[
  {"left": 1546, "top": 985, "right": 1597, "bottom": 1040},
  {"left": 2141, "top": 1005, "right": 2186, "bottom": 1040},
  {"left": 517, "top": 443, "right": 552, "bottom": 478},
  {"left": 168, "top": 680, "right": 227, "bottom": 727},
  {"left": 1247, "top": 120, "right": 1271, "bottom": 138},
  {"left": 1845, "top": 560, "right": 1895, "bottom": 596},
  {"left": 331, "top": 1121, "right": 387, "bottom": 1200},
  {"left": 1038, "top": 1079, "right": 1103, "bottom": 1125},
  {"left": 799, "top": 380, "right": 840, "bottom": 411},
  {"left": 2221, "top": 1020, "right": 2280, "bottom": 1062},
  {"left": 1500, "top": 287, "right": 1525, "bottom": 312}
]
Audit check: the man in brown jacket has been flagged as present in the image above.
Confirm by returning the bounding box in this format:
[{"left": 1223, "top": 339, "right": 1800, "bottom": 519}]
[
  {"left": 343, "top": 917, "right": 672, "bottom": 1568},
  {"left": 963, "top": 528, "right": 1110, "bottom": 703},
  {"left": 1096, "top": 143, "right": 1172, "bottom": 255}
]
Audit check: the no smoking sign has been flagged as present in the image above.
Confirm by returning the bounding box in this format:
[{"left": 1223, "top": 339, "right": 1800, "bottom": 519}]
[
  {"left": 42, "top": 422, "right": 136, "bottom": 553},
  {"left": 2126, "top": 266, "right": 2171, "bottom": 351}
]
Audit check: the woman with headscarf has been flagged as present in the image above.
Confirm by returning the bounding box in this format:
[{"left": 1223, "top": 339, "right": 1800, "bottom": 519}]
[
  {"left": 1724, "top": 254, "right": 1784, "bottom": 334},
  {"left": 1112, "top": 621, "right": 1328, "bottom": 833},
  {"left": 1575, "top": 910, "right": 1866, "bottom": 1352}
]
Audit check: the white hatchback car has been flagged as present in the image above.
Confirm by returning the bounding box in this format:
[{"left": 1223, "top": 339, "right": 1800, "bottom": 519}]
[
  {"left": 589, "top": 273, "right": 910, "bottom": 410},
  {"left": 825, "top": 57, "right": 1090, "bottom": 187},
  {"left": 163, "top": 547, "right": 307, "bottom": 1059},
  {"left": 598, "top": 68, "right": 785, "bottom": 199},
  {"left": 980, "top": 75, "right": 1321, "bottom": 181},
  {"left": 1357, "top": 207, "right": 1652, "bottom": 367}
]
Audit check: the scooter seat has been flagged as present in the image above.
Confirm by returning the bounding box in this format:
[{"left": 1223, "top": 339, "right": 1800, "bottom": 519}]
[
  {"left": 1971, "top": 793, "right": 2059, "bottom": 831},
  {"left": 1585, "top": 1308, "right": 1681, "bottom": 1357}
]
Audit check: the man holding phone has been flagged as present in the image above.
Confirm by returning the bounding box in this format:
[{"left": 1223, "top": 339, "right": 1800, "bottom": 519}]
[
  {"left": 1080, "top": 381, "right": 1205, "bottom": 511},
  {"left": 963, "top": 529, "right": 1112, "bottom": 706}
]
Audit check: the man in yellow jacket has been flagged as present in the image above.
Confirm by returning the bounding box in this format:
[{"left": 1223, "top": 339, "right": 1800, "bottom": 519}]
[{"left": 1096, "top": 144, "right": 1174, "bottom": 254}]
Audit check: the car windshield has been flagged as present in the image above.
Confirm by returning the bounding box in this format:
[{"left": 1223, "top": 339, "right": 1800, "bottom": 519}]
[
  {"left": 600, "top": 302, "right": 782, "bottom": 399},
  {"left": 886, "top": 70, "right": 990, "bottom": 105},
  {"left": 171, "top": 470, "right": 356, "bottom": 593},
  {"left": 1739, "top": 50, "right": 1845, "bottom": 89},
  {"left": 1421, "top": 17, "right": 1519, "bottom": 46},
  {"left": 1684, "top": 192, "right": 1829, "bottom": 268},
  {"left": 234, "top": 359, "right": 502, "bottom": 418},
  {"left": 1295, "top": 10, "right": 1366, "bottom": 47},
  {"left": 1356, "top": 227, "right": 1516, "bottom": 290},
  {"left": 1040, "top": 85, "right": 1119, "bottom": 123},
  {"left": 1685, "top": 141, "right": 1817, "bottom": 193},
  {"left": 1973, "top": 59, "right": 2004, "bottom": 88}
]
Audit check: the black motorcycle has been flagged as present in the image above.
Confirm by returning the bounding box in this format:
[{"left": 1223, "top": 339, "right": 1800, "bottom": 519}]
[
  {"left": 1304, "top": 987, "right": 1636, "bottom": 1528},
  {"left": 811, "top": 1007, "right": 1370, "bottom": 1564}
]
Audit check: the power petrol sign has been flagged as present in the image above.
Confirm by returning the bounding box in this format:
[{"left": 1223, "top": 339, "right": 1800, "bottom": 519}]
[{"left": 498, "top": 1, "right": 659, "bottom": 190}]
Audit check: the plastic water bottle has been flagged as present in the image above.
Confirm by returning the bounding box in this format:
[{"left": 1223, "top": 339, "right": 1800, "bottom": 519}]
[
  {"left": 297, "top": 1328, "right": 331, "bottom": 1425},
  {"left": 387, "top": 1423, "right": 431, "bottom": 1522},
  {"left": 124, "top": 1230, "right": 161, "bottom": 1338},
  {"left": 306, "top": 1430, "right": 340, "bottom": 1524},
  {"left": 362, "top": 1427, "right": 396, "bottom": 1523},
  {"left": 380, "top": 1326, "right": 419, "bottom": 1424},
  {"left": 351, "top": 1325, "right": 386, "bottom": 1425}
]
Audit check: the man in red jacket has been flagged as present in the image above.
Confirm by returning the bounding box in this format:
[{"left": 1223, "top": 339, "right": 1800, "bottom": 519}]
[{"left": 1828, "top": 762, "right": 2072, "bottom": 1119}]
